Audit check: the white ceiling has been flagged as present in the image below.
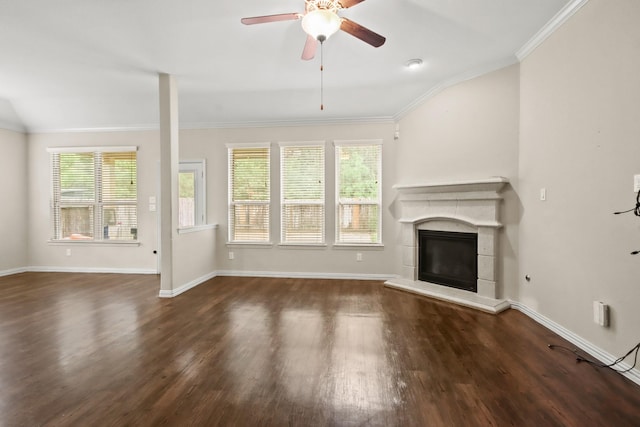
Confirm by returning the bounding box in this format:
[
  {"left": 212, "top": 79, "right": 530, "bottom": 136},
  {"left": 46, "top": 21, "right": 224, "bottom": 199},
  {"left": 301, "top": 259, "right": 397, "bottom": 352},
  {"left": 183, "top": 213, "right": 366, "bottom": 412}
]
[{"left": 0, "top": 0, "right": 571, "bottom": 132}]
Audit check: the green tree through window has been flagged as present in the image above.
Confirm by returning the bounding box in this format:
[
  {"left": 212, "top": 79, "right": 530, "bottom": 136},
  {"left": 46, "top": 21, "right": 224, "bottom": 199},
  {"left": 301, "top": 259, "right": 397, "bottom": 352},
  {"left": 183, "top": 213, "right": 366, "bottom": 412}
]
[
  {"left": 51, "top": 149, "right": 137, "bottom": 241},
  {"left": 336, "top": 143, "right": 381, "bottom": 244}
]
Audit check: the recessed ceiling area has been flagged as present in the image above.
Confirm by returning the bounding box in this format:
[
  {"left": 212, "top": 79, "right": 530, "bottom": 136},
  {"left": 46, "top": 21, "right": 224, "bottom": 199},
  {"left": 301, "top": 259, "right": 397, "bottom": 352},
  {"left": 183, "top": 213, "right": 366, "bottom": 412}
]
[{"left": 0, "top": 0, "right": 571, "bottom": 132}]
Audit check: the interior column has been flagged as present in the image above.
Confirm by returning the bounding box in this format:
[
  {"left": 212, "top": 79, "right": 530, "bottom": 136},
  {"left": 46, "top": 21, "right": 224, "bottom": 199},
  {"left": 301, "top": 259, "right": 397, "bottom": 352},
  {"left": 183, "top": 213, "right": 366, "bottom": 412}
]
[{"left": 158, "top": 73, "right": 180, "bottom": 294}]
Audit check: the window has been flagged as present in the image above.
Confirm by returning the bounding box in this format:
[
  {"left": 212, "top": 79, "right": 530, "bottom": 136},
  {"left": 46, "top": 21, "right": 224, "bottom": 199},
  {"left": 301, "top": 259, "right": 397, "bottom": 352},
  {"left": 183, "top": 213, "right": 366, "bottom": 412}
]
[
  {"left": 49, "top": 146, "right": 137, "bottom": 241},
  {"left": 280, "top": 142, "right": 325, "bottom": 244},
  {"left": 179, "top": 160, "right": 206, "bottom": 229},
  {"left": 335, "top": 141, "right": 382, "bottom": 244},
  {"left": 227, "top": 143, "right": 270, "bottom": 242}
]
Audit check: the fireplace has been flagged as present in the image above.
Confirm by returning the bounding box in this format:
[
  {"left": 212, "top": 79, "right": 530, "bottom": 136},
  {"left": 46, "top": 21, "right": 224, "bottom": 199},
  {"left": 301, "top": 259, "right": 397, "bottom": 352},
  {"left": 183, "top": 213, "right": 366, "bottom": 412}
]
[
  {"left": 418, "top": 230, "right": 478, "bottom": 292},
  {"left": 385, "top": 177, "right": 510, "bottom": 313}
]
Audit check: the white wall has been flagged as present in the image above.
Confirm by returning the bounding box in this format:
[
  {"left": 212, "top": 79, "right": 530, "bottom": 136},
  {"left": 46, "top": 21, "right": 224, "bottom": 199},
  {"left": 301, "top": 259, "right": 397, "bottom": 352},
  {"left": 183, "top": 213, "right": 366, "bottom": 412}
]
[
  {"left": 26, "top": 126, "right": 218, "bottom": 292},
  {"left": 396, "top": 64, "right": 521, "bottom": 298},
  {"left": 27, "top": 131, "right": 160, "bottom": 273},
  {"left": 23, "top": 122, "right": 396, "bottom": 281},
  {"left": 0, "top": 129, "right": 28, "bottom": 274},
  {"left": 180, "top": 122, "right": 397, "bottom": 278},
  {"left": 172, "top": 228, "right": 217, "bottom": 290},
  {"left": 519, "top": 0, "right": 640, "bottom": 356}
]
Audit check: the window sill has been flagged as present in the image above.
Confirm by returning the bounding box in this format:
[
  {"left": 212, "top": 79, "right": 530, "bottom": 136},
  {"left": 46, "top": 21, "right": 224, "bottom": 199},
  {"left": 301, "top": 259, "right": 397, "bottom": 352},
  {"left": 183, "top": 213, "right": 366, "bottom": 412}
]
[
  {"left": 278, "top": 243, "right": 328, "bottom": 249},
  {"left": 178, "top": 224, "right": 218, "bottom": 234},
  {"left": 226, "top": 242, "right": 274, "bottom": 248},
  {"left": 48, "top": 240, "right": 140, "bottom": 247},
  {"left": 332, "top": 243, "right": 385, "bottom": 250}
]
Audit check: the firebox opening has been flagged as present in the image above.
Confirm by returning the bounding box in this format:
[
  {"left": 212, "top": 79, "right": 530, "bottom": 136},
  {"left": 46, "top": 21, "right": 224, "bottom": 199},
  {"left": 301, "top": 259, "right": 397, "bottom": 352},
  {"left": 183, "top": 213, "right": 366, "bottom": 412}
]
[{"left": 418, "top": 230, "right": 478, "bottom": 293}]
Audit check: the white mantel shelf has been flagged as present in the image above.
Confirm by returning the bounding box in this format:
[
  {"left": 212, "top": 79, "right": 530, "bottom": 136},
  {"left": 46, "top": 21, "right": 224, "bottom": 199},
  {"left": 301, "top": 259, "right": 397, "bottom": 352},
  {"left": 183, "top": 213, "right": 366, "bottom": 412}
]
[{"left": 393, "top": 177, "right": 509, "bottom": 195}]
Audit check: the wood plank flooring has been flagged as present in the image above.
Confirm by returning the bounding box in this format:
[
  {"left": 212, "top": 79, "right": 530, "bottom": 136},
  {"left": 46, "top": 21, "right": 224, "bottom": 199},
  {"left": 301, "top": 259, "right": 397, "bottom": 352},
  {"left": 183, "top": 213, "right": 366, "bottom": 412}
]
[{"left": 0, "top": 273, "right": 639, "bottom": 426}]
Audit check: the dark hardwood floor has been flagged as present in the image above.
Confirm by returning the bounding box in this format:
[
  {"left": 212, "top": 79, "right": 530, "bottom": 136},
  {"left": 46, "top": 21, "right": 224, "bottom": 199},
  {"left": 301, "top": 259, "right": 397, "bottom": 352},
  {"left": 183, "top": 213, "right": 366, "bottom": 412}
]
[{"left": 0, "top": 273, "right": 638, "bottom": 426}]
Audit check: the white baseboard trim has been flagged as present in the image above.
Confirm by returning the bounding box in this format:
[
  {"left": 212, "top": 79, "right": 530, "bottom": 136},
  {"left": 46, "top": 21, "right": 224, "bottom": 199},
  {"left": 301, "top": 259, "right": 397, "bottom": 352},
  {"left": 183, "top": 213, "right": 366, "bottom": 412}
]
[
  {"left": 2, "top": 267, "right": 391, "bottom": 283},
  {"left": 158, "top": 271, "right": 218, "bottom": 298},
  {"left": 0, "top": 267, "right": 28, "bottom": 277},
  {"left": 27, "top": 266, "right": 158, "bottom": 275},
  {"left": 216, "top": 270, "right": 394, "bottom": 281},
  {"left": 158, "top": 270, "right": 392, "bottom": 298},
  {"left": 510, "top": 300, "right": 640, "bottom": 387}
]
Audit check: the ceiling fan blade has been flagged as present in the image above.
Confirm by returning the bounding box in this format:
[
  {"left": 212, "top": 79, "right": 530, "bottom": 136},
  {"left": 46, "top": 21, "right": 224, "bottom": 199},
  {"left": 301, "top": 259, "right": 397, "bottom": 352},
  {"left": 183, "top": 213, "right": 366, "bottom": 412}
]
[
  {"left": 340, "top": 18, "right": 386, "bottom": 48},
  {"left": 241, "top": 13, "right": 300, "bottom": 25},
  {"left": 301, "top": 35, "right": 318, "bottom": 60},
  {"left": 339, "top": 0, "right": 367, "bottom": 8}
]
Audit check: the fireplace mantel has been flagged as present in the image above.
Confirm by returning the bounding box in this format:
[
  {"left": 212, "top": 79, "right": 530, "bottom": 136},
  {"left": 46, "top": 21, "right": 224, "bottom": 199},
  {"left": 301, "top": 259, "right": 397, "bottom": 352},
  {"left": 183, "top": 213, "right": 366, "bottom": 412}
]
[
  {"left": 386, "top": 177, "right": 510, "bottom": 314},
  {"left": 393, "top": 176, "right": 509, "bottom": 195}
]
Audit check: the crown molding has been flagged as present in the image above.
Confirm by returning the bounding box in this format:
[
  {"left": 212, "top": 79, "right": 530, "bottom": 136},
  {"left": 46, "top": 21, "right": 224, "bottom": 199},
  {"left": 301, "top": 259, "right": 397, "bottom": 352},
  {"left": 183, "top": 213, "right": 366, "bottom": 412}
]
[
  {"left": 180, "top": 116, "right": 395, "bottom": 130},
  {"left": 393, "top": 56, "right": 519, "bottom": 121},
  {"left": 0, "top": 121, "right": 27, "bottom": 133},
  {"left": 10, "top": 2, "right": 588, "bottom": 136},
  {"left": 25, "top": 116, "right": 395, "bottom": 134},
  {"left": 516, "top": 0, "right": 590, "bottom": 61},
  {"left": 394, "top": 0, "right": 591, "bottom": 121},
  {"left": 27, "top": 124, "right": 160, "bottom": 134}
]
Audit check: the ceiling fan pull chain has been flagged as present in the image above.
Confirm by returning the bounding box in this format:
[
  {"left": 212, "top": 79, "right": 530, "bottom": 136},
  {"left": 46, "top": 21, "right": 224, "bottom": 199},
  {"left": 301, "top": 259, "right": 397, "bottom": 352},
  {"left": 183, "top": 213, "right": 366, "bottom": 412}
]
[{"left": 320, "top": 40, "right": 324, "bottom": 111}]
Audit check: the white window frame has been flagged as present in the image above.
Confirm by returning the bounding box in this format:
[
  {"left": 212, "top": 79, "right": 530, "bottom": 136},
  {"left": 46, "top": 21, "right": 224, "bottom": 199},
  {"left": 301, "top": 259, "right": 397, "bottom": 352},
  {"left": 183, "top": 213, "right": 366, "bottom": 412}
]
[
  {"left": 334, "top": 139, "right": 383, "bottom": 246},
  {"left": 227, "top": 142, "right": 271, "bottom": 244},
  {"left": 48, "top": 145, "right": 138, "bottom": 243},
  {"left": 178, "top": 159, "right": 206, "bottom": 230},
  {"left": 279, "top": 141, "right": 326, "bottom": 245}
]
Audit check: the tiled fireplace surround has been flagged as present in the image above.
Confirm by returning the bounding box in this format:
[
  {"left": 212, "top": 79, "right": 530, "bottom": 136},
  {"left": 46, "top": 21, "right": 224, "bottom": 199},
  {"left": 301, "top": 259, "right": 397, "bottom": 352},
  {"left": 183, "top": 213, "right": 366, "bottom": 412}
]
[{"left": 385, "top": 177, "right": 511, "bottom": 314}]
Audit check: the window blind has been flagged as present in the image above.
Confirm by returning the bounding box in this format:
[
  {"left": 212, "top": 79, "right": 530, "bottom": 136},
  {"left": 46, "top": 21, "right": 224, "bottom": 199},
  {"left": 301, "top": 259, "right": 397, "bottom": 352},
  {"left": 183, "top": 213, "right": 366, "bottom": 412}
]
[
  {"left": 280, "top": 144, "right": 325, "bottom": 244},
  {"left": 101, "top": 152, "right": 137, "bottom": 240},
  {"left": 50, "top": 148, "right": 137, "bottom": 241},
  {"left": 228, "top": 146, "right": 270, "bottom": 242},
  {"left": 335, "top": 142, "right": 382, "bottom": 244}
]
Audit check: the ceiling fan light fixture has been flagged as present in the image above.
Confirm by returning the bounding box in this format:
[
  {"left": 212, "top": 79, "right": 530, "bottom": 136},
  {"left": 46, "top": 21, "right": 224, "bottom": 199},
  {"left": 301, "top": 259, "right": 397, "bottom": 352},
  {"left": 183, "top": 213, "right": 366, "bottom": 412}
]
[{"left": 301, "top": 9, "right": 342, "bottom": 41}]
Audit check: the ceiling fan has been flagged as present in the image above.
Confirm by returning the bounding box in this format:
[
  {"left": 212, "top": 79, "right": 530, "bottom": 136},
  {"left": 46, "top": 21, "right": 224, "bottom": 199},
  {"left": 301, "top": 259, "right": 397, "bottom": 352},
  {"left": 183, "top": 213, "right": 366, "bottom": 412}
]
[{"left": 241, "top": 0, "right": 386, "bottom": 60}]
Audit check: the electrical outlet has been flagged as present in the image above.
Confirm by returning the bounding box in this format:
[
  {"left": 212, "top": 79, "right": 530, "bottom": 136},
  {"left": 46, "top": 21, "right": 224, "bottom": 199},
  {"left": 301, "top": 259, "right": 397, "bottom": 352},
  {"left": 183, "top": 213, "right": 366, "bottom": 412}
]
[
  {"left": 634, "top": 175, "right": 640, "bottom": 192},
  {"left": 228, "top": 251, "right": 234, "bottom": 260},
  {"left": 356, "top": 253, "right": 363, "bottom": 262},
  {"left": 593, "top": 301, "right": 610, "bottom": 327},
  {"left": 66, "top": 249, "right": 71, "bottom": 257}
]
